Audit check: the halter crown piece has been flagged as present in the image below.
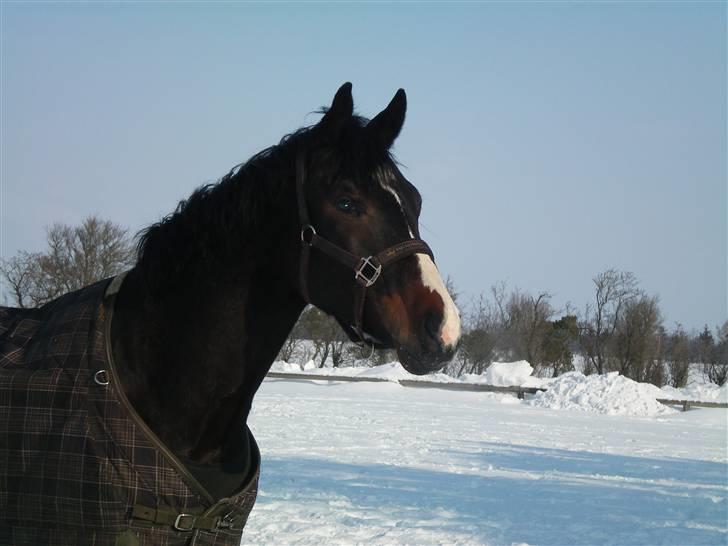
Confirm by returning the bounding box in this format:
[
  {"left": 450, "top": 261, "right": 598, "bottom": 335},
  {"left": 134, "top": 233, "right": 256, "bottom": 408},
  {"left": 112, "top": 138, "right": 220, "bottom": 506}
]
[{"left": 296, "top": 152, "right": 434, "bottom": 344}]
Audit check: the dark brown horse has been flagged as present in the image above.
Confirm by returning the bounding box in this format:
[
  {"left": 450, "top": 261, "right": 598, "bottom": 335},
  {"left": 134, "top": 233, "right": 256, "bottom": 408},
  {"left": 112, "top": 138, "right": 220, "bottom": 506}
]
[
  {"left": 115, "top": 81, "right": 460, "bottom": 465},
  {"left": 0, "top": 83, "right": 460, "bottom": 545}
]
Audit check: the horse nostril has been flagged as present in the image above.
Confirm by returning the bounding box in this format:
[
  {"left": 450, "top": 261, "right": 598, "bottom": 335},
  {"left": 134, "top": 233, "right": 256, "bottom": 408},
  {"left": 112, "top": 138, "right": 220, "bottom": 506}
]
[{"left": 424, "top": 312, "right": 441, "bottom": 344}]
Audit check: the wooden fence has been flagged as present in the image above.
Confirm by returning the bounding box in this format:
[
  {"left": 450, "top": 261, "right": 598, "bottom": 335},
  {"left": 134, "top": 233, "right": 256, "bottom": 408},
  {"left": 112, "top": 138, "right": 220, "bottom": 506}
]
[
  {"left": 654, "top": 399, "right": 728, "bottom": 411},
  {"left": 266, "top": 371, "right": 389, "bottom": 383},
  {"left": 398, "top": 380, "right": 545, "bottom": 399},
  {"left": 265, "top": 372, "right": 727, "bottom": 411}
]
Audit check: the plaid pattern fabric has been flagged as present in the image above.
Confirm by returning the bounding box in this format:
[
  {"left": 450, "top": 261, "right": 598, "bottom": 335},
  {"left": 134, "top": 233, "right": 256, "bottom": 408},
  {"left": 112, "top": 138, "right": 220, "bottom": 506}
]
[{"left": 0, "top": 279, "right": 259, "bottom": 546}]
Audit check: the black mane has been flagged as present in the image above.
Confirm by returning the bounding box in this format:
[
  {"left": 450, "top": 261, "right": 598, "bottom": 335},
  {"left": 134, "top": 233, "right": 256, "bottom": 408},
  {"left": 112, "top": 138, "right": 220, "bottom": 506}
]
[{"left": 135, "top": 113, "right": 394, "bottom": 293}]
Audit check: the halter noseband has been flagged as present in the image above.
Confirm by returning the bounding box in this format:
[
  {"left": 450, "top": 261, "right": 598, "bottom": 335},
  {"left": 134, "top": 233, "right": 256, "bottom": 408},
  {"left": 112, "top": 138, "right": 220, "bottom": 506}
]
[{"left": 296, "top": 153, "right": 434, "bottom": 344}]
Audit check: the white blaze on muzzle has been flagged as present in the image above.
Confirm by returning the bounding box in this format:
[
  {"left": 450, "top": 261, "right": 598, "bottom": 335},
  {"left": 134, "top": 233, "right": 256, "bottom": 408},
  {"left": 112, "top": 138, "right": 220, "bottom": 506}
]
[
  {"left": 376, "top": 171, "right": 460, "bottom": 349},
  {"left": 415, "top": 254, "right": 461, "bottom": 349}
]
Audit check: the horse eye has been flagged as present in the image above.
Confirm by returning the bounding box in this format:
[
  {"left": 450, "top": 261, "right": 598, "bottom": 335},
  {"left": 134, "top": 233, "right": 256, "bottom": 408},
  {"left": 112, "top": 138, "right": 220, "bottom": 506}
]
[{"left": 336, "top": 197, "right": 356, "bottom": 213}]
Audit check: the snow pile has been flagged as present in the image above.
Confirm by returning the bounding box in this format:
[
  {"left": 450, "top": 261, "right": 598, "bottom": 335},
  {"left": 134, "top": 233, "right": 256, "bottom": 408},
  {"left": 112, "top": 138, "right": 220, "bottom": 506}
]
[
  {"left": 270, "top": 359, "right": 328, "bottom": 373},
  {"left": 528, "top": 371, "right": 677, "bottom": 416},
  {"left": 460, "top": 361, "right": 547, "bottom": 388},
  {"left": 486, "top": 360, "right": 542, "bottom": 387},
  {"left": 661, "top": 382, "right": 728, "bottom": 403},
  {"left": 302, "top": 360, "right": 318, "bottom": 370},
  {"left": 270, "top": 360, "right": 304, "bottom": 372}
]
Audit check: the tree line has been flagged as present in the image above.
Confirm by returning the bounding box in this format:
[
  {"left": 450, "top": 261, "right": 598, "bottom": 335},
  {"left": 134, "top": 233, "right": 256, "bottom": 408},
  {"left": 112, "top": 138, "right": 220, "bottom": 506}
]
[
  {"left": 2, "top": 217, "right": 726, "bottom": 387},
  {"left": 286, "top": 271, "right": 727, "bottom": 388},
  {"left": 2, "top": 216, "right": 135, "bottom": 308},
  {"left": 452, "top": 271, "right": 727, "bottom": 388}
]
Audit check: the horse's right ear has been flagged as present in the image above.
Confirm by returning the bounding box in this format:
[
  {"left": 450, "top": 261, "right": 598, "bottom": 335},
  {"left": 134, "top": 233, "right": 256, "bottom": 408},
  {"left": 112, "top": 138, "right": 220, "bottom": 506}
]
[{"left": 319, "top": 82, "right": 354, "bottom": 133}]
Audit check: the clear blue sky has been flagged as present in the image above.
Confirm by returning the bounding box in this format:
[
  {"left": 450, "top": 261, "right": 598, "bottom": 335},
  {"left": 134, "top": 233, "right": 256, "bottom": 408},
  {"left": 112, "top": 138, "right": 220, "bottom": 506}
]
[{"left": 1, "top": 2, "right": 725, "bottom": 331}]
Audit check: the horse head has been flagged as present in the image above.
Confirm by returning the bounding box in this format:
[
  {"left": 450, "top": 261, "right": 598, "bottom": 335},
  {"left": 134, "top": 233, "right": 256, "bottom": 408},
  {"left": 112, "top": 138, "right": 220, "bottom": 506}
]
[{"left": 297, "top": 83, "right": 461, "bottom": 375}]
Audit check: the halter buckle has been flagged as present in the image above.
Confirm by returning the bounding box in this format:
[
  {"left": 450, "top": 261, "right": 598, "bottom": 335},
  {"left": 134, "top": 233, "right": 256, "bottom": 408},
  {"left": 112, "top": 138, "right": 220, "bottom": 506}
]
[{"left": 355, "top": 256, "right": 382, "bottom": 287}]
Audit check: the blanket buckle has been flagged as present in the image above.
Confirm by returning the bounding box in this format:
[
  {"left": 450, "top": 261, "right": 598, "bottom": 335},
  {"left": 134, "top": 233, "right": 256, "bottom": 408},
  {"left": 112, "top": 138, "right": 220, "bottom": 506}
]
[{"left": 174, "top": 513, "right": 196, "bottom": 531}]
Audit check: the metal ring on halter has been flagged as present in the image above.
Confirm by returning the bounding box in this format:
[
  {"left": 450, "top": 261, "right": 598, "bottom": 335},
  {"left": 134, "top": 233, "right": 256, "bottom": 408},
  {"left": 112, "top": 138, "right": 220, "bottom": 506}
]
[
  {"left": 94, "top": 369, "right": 110, "bottom": 386},
  {"left": 300, "top": 224, "right": 316, "bottom": 245}
]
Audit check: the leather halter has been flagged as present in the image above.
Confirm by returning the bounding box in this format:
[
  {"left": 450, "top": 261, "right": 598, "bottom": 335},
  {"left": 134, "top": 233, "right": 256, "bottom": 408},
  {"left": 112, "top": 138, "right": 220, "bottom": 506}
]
[{"left": 296, "top": 153, "right": 434, "bottom": 344}]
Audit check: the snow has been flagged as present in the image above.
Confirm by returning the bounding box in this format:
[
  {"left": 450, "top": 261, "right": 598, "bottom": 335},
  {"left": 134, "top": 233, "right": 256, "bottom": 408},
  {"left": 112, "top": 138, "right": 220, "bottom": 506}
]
[
  {"left": 271, "top": 360, "right": 307, "bottom": 373},
  {"left": 243, "top": 378, "right": 728, "bottom": 545},
  {"left": 463, "top": 360, "right": 542, "bottom": 388},
  {"left": 270, "top": 360, "right": 454, "bottom": 383},
  {"left": 355, "top": 361, "right": 424, "bottom": 380},
  {"left": 661, "top": 382, "right": 728, "bottom": 403},
  {"left": 271, "top": 360, "right": 725, "bottom": 416},
  {"left": 527, "top": 371, "right": 677, "bottom": 416}
]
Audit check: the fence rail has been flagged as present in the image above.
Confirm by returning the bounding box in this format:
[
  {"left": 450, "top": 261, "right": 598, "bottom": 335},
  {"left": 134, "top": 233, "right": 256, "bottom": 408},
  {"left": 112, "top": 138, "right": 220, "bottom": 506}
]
[
  {"left": 265, "top": 372, "right": 727, "bottom": 411},
  {"left": 266, "top": 371, "right": 389, "bottom": 383},
  {"left": 398, "top": 380, "right": 546, "bottom": 398},
  {"left": 655, "top": 399, "right": 728, "bottom": 411}
]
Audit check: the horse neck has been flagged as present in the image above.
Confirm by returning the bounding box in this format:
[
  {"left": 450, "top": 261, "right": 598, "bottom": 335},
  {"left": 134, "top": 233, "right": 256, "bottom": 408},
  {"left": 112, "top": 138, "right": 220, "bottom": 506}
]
[{"left": 111, "top": 190, "right": 305, "bottom": 463}]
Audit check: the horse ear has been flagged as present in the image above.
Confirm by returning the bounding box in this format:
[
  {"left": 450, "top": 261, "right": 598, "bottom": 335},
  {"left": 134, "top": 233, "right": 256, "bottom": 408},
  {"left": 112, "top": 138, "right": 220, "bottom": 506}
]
[
  {"left": 320, "top": 82, "right": 354, "bottom": 133},
  {"left": 367, "top": 88, "right": 406, "bottom": 149}
]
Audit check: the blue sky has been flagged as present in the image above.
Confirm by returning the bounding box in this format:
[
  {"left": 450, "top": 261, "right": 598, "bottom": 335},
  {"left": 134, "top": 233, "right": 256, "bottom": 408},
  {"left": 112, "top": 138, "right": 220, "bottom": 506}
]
[{"left": 1, "top": 2, "right": 725, "bottom": 331}]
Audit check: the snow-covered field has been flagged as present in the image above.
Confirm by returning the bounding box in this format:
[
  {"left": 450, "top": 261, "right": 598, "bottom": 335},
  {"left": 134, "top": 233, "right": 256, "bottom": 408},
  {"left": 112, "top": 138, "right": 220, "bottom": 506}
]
[{"left": 243, "top": 372, "right": 727, "bottom": 545}]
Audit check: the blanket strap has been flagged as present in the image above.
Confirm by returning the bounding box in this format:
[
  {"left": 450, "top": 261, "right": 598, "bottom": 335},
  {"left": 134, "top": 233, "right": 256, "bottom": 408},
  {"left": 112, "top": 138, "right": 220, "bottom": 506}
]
[{"left": 131, "top": 504, "right": 245, "bottom": 532}]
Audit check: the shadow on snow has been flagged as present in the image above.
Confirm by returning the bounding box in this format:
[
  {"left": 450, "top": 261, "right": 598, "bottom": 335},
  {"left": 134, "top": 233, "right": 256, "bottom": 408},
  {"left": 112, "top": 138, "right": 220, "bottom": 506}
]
[{"left": 257, "top": 443, "right": 727, "bottom": 545}]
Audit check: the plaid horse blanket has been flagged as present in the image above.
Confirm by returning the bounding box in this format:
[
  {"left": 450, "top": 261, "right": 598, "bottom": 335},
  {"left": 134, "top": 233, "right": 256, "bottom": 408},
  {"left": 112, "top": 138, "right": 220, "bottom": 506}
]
[{"left": 0, "top": 277, "right": 259, "bottom": 546}]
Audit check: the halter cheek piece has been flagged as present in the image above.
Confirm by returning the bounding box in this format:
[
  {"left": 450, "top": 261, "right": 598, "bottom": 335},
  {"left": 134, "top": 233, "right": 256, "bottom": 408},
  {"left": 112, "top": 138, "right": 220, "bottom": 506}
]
[{"left": 296, "top": 153, "right": 434, "bottom": 344}]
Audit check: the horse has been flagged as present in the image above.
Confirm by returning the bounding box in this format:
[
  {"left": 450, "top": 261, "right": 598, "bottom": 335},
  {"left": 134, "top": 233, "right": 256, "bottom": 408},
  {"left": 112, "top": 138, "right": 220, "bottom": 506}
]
[{"left": 0, "top": 83, "right": 461, "bottom": 545}]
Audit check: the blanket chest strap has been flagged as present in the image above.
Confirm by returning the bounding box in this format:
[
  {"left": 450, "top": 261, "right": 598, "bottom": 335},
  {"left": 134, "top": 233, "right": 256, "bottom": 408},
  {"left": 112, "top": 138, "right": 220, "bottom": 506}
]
[{"left": 131, "top": 504, "right": 220, "bottom": 532}]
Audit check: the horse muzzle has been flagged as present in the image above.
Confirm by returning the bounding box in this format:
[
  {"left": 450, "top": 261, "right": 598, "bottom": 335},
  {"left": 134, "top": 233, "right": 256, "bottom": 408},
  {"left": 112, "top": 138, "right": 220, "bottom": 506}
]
[{"left": 396, "top": 343, "right": 457, "bottom": 376}]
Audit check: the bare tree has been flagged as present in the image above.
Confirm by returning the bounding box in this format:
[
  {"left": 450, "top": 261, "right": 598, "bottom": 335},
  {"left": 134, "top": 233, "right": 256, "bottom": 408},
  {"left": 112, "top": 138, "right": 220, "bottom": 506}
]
[
  {"left": 457, "top": 330, "right": 495, "bottom": 375},
  {"left": 695, "top": 325, "right": 715, "bottom": 367},
  {"left": 277, "top": 334, "right": 303, "bottom": 363},
  {"left": 612, "top": 294, "right": 664, "bottom": 385},
  {"left": 506, "top": 291, "right": 554, "bottom": 371},
  {"left": 1, "top": 216, "right": 135, "bottom": 308},
  {"left": 666, "top": 324, "right": 690, "bottom": 388},
  {"left": 276, "top": 307, "right": 316, "bottom": 364},
  {"left": 296, "top": 307, "right": 350, "bottom": 368},
  {"left": 580, "top": 269, "right": 639, "bottom": 374},
  {"left": 450, "top": 284, "right": 557, "bottom": 377},
  {"left": 1, "top": 251, "right": 42, "bottom": 308},
  {"left": 705, "top": 321, "right": 728, "bottom": 386},
  {"left": 542, "top": 315, "right": 579, "bottom": 377},
  {"left": 450, "top": 291, "right": 501, "bottom": 376},
  {"left": 485, "top": 281, "right": 518, "bottom": 361}
]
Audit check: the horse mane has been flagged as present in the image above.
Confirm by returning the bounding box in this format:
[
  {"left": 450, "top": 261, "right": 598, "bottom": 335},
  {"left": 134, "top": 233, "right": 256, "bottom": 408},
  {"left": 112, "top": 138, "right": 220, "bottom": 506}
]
[{"left": 134, "top": 113, "right": 385, "bottom": 293}]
